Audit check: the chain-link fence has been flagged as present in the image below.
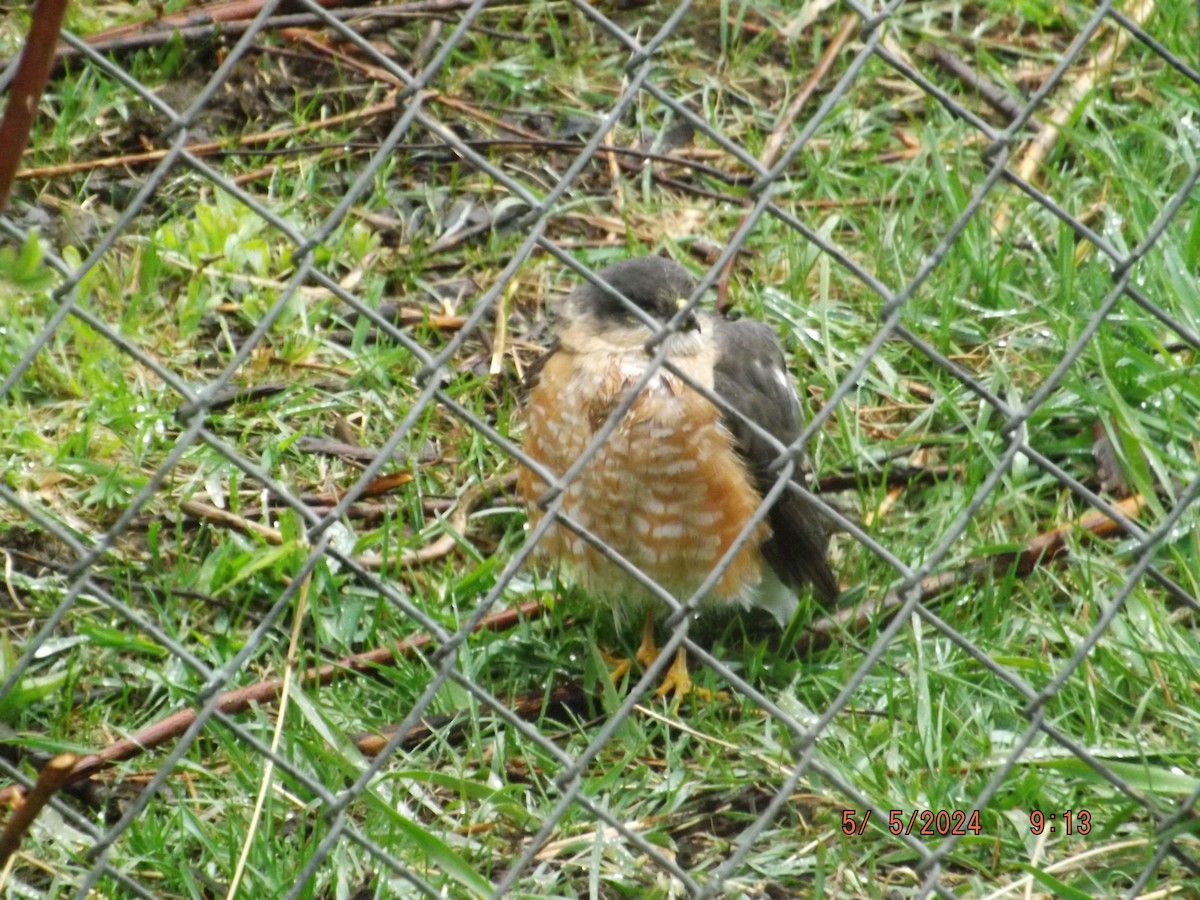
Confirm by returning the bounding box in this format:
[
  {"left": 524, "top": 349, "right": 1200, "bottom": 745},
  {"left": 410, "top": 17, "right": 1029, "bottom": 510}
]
[{"left": 1, "top": 0, "right": 1198, "bottom": 896}]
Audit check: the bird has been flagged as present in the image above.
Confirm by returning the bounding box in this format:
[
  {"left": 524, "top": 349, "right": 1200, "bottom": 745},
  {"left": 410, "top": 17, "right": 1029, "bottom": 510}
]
[{"left": 516, "top": 256, "right": 838, "bottom": 699}]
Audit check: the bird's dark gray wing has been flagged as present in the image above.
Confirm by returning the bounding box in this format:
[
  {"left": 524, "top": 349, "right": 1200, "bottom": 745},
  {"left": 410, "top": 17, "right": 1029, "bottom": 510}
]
[{"left": 710, "top": 318, "right": 839, "bottom": 603}]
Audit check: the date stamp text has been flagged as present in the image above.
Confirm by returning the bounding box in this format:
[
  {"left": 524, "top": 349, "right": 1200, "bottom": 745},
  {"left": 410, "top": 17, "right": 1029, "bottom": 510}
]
[
  {"left": 841, "top": 809, "right": 982, "bottom": 837},
  {"left": 841, "top": 808, "right": 1094, "bottom": 837}
]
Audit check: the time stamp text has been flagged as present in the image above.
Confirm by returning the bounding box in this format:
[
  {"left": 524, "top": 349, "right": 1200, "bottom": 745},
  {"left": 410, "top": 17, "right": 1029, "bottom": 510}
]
[{"left": 840, "top": 809, "right": 1092, "bottom": 837}]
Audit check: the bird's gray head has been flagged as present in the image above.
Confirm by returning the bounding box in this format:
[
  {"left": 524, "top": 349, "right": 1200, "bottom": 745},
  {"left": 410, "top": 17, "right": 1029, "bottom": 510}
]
[{"left": 560, "top": 257, "right": 703, "bottom": 352}]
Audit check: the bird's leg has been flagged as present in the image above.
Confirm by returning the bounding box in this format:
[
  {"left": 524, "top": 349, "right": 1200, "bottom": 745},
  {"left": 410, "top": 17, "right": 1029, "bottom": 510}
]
[
  {"left": 635, "top": 609, "right": 659, "bottom": 670},
  {"left": 637, "top": 612, "right": 696, "bottom": 702},
  {"left": 655, "top": 646, "right": 694, "bottom": 701},
  {"left": 616, "top": 611, "right": 718, "bottom": 704},
  {"left": 605, "top": 610, "right": 658, "bottom": 684}
]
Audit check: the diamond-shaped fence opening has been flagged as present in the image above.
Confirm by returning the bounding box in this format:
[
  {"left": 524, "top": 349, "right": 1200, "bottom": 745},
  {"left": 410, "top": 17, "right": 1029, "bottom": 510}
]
[{"left": 1, "top": 1, "right": 1198, "bottom": 897}]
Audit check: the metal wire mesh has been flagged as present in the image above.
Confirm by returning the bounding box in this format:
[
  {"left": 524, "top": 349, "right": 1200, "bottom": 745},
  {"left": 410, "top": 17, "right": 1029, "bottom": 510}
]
[{"left": 1, "top": 0, "right": 1198, "bottom": 896}]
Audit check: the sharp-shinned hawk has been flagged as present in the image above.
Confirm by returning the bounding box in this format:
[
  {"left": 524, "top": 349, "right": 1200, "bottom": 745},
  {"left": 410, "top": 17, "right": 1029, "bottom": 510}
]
[{"left": 518, "top": 256, "right": 838, "bottom": 698}]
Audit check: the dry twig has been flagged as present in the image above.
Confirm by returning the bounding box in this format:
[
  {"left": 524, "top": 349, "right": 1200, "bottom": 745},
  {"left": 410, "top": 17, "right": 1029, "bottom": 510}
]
[
  {"left": 16, "top": 97, "right": 398, "bottom": 182},
  {"left": 925, "top": 44, "right": 1028, "bottom": 123},
  {"left": 992, "top": 0, "right": 1157, "bottom": 234},
  {"left": 797, "top": 494, "right": 1147, "bottom": 653},
  {"left": 181, "top": 472, "right": 514, "bottom": 570},
  {"left": 0, "top": 599, "right": 545, "bottom": 807},
  {"left": 0, "top": 753, "right": 77, "bottom": 866},
  {"left": 716, "top": 13, "right": 858, "bottom": 313}
]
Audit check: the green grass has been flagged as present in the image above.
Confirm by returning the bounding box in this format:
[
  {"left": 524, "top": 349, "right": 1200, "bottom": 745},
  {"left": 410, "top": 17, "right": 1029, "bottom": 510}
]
[{"left": 1, "top": 0, "right": 1199, "bottom": 897}]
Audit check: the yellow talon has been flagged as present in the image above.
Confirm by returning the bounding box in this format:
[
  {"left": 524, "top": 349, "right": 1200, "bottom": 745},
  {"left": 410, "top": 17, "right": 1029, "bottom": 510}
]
[
  {"left": 607, "top": 610, "right": 726, "bottom": 705},
  {"left": 600, "top": 648, "right": 633, "bottom": 684},
  {"left": 655, "top": 646, "right": 694, "bottom": 700},
  {"left": 640, "top": 613, "right": 723, "bottom": 704},
  {"left": 636, "top": 612, "right": 693, "bottom": 699}
]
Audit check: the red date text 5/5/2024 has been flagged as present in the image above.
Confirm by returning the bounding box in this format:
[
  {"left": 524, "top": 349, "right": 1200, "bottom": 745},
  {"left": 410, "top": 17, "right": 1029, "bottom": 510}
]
[{"left": 840, "top": 809, "right": 982, "bottom": 837}]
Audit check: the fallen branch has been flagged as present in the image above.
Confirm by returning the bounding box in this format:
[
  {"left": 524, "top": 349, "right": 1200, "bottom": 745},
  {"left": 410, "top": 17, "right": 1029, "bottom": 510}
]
[
  {"left": 73, "top": 0, "right": 351, "bottom": 45},
  {"left": 0, "top": 0, "right": 70, "bottom": 212},
  {"left": 992, "top": 0, "right": 1157, "bottom": 234},
  {"left": 716, "top": 13, "right": 858, "bottom": 314},
  {"left": 0, "top": 753, "right": 77, "bottom": 865},
  {"left": 0, "top": 599, "right": 545, "bottom": 807},
  {"left": 181, "top": 472, "right": 515, "bottom": 568},
  {"left": 925, "top": 44, "right": 1029, "bottom": 124},
  {"left": 797, "top": 493, "right": 1146, "bottom": 654},
  {"left": 352, "top": 683, "right": 589, "bottom": 756},
  {"left": 16, "top": 97, "right": 398, "bottom": 182},
  {"left": 356, "top": 472, "right": 517, "bottom": 569},
  {"left": 6, "top": 1, "right": 508, "bottom": 71}
]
